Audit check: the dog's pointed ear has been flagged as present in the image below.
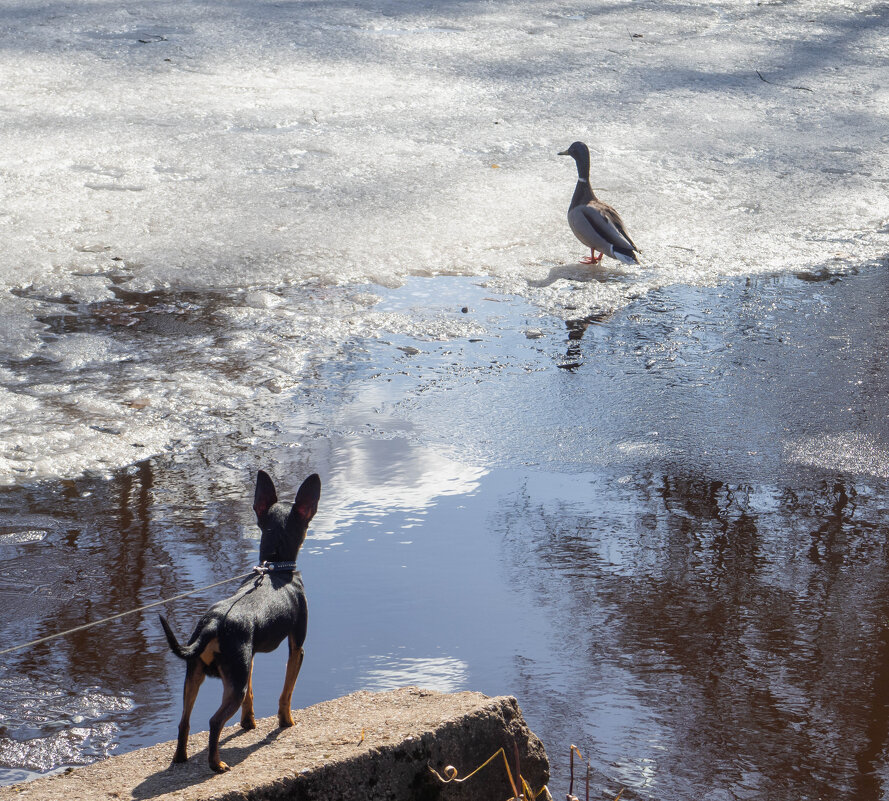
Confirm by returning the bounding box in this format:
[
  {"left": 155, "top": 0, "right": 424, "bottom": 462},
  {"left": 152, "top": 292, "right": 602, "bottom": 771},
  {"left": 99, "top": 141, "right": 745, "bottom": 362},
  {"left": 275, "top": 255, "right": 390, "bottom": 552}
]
[
  {"left": 289, "top": 473, "right": 321, "bottom": 525},
  {"left": 253, "top": 470, "right": 278, "bottom": 520}
]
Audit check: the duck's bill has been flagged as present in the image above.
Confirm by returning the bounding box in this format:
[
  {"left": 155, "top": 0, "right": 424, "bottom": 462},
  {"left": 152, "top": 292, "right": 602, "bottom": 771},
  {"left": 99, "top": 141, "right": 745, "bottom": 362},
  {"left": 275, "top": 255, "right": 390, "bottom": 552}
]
[{"left": 557, "top": 149, "right": 570, "bottom": 155}]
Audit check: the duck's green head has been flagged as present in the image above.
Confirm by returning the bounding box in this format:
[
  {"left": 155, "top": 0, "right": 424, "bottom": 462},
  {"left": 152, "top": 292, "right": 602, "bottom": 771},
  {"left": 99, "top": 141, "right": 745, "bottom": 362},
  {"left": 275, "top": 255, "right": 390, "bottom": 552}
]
[{"left": 558, "top": 141, "right": 591, "bottom": 178}]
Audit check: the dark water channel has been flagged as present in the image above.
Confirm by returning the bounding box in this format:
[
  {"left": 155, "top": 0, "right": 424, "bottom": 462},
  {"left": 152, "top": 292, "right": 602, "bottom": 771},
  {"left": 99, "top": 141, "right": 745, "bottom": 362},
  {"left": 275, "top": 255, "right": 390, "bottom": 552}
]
[{"left": 3, "top": 266, "right": 889, "bottom": 800}]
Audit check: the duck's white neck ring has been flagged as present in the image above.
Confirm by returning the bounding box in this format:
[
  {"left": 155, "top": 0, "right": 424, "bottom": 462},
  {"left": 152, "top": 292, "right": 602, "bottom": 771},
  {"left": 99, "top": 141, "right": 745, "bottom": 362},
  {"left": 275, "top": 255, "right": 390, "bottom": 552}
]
[{"left": 577, "top": 178, "right": 588, "bottom": 183}]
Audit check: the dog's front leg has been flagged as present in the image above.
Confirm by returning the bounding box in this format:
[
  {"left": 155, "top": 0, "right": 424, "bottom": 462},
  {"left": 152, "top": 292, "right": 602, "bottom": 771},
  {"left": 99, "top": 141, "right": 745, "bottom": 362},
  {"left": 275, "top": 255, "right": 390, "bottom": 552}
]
[
  {"left": 174, "top": 659, "right": 205, "bottom": 764},
  {"left": 278, "top": 635, "right": 304, "bottom": 728}
]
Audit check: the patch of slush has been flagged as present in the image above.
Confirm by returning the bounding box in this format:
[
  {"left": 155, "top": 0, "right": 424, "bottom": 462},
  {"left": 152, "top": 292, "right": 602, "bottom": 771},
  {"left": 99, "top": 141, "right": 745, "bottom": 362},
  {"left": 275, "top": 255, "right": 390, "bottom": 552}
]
[
  {"left": 785, "top": 433, "right": 889, "bottom": 478},
  {"left": 0, "top": 530, "right": 47, "bottom": 546},
  {"left": 0, "top": 677, "right": 134, "bottom": 774}
]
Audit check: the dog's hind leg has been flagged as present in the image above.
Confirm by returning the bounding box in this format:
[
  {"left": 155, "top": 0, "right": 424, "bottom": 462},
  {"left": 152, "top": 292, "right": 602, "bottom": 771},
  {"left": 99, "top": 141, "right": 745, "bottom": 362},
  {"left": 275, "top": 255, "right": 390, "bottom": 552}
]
[
  {"left": 240, "top": 657, "right": 256, "bottom": 730},
  {"left": 174, "top": 659, "right": 205, "bottom": 764},
  {"left": 278, "top": 634, "right": 305, "bottom": 728},
  {"left": 208, "top": 661, "right": 249, "bottom": 773}
]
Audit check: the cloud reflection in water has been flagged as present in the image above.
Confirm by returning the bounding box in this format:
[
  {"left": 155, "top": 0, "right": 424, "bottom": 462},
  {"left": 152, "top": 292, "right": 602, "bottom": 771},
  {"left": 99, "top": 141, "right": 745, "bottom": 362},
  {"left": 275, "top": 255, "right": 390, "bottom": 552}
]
[{"left": 358, "top": 655, "right": 469, "bottom": 694}]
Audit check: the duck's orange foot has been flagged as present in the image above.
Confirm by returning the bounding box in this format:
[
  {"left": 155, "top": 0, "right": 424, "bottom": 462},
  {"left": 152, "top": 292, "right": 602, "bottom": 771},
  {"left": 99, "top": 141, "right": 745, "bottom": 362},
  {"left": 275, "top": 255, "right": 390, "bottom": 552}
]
[{"left": 580, "top": 251, "right": 603, "bottom": 264}]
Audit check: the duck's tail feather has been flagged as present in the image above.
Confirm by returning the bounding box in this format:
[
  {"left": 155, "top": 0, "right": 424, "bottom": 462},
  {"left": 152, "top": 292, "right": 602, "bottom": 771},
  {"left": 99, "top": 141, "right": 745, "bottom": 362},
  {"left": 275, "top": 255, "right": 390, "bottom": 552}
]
[{"left": 613, "top": 246, "right": 640, "bottom": 265}]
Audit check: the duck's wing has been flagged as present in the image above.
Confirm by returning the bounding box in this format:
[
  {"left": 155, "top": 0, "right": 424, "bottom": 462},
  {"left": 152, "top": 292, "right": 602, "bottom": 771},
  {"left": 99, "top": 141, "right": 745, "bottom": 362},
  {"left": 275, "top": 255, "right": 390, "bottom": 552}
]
[
  {"left": 567, "top": 205, "right": 614, "bottom": 255},
  {"left": 568, "top": 202, "right": 640, "bottom": 263},
  {"left": 591, "top": 200, "right": 640, "bottom": 253},
  {"left": 584, "top": 201, "right": 639, "bottom": 254}
]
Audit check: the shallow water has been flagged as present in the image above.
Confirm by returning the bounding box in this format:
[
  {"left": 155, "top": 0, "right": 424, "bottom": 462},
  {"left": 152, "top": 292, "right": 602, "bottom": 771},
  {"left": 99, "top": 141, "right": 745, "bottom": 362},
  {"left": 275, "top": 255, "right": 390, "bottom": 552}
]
[{"left": 3, "top": 267, "right": 889, "bottom": 799}]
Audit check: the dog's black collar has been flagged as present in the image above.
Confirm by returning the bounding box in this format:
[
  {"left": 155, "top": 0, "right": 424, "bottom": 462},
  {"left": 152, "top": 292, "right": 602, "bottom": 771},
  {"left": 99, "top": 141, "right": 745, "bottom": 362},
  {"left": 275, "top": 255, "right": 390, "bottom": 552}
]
[{"left": 253, "top": 560, "right": 298, "bottom": 575}]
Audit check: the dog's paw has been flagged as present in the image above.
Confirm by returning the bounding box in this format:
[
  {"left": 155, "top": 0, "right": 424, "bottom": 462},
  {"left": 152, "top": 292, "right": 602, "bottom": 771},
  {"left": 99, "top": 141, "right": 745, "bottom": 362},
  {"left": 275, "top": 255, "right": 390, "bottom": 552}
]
[
  {"left": 211, "top": 760, "right": 231, "bottom": 773},
  {"left": 241, "top": 716, "right": 257, "bottom": 731},
  {"left": 278, "top": 710, "right": 295, "bottom": 728}
]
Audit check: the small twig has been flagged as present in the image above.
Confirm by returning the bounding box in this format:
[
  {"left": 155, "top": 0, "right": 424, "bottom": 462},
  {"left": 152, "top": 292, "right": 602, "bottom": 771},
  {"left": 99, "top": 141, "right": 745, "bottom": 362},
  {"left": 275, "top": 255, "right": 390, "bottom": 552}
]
[
  {"left": 429, "top": 746, "right": 549, "bottom": 800},
  {"left": 567, "top": 745, "right": 622, "bottom": 801},
  {"left": 569, "top": 744, "right": 578, "bottom": 799},
  {"left": 756, "top": 69, "right": 813, "bottom": 92},
  {"left": 513, "top": 742, "right": 522, "bottom": 800}
]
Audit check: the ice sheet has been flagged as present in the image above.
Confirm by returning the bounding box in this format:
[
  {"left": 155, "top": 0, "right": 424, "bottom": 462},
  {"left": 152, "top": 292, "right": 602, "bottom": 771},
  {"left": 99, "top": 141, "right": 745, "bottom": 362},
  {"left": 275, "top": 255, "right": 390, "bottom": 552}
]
[{"left": 2, "top": 0, "right": 888, "bottom": 483}]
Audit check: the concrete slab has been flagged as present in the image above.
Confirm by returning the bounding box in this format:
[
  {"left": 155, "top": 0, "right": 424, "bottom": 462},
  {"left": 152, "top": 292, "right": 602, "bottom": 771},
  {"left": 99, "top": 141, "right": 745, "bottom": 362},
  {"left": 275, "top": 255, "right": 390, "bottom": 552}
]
[{"left": 0, "top": 688, "right": 550, "bottom": 801}]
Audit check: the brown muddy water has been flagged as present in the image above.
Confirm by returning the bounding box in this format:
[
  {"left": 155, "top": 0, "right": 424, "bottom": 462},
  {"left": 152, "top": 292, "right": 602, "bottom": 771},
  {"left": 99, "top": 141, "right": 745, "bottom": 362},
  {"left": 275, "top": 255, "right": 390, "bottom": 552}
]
[{"left": 3, "top": 266, "right": 889, "bottom": 800}]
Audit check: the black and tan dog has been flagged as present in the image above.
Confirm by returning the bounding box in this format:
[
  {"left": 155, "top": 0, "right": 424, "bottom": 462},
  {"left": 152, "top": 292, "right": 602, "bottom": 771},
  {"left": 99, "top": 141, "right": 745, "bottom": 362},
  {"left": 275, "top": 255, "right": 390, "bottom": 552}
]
[{"left": 159, "top": 470, "right": 320, "bottom": 772}]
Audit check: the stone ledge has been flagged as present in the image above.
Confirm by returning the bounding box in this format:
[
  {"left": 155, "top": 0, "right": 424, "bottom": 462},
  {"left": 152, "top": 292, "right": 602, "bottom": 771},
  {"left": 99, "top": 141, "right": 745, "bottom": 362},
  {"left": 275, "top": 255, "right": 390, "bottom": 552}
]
[{"left": 1, "top": 688, "right": 550, "bottom": 801}]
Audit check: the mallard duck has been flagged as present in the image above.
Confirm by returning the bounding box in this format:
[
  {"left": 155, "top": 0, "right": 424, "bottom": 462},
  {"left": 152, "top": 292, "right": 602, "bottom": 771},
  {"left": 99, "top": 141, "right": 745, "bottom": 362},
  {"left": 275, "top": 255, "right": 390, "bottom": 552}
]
[{"left": 558, "top": 141, "right": 640, "bottom": 265}]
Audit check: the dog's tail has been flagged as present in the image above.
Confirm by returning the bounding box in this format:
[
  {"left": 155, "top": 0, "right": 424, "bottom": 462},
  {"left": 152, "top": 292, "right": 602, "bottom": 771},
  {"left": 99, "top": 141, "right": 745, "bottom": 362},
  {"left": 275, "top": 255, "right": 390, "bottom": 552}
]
[{"left": 159, "top": 615, "right": 217, "bottom": 661}]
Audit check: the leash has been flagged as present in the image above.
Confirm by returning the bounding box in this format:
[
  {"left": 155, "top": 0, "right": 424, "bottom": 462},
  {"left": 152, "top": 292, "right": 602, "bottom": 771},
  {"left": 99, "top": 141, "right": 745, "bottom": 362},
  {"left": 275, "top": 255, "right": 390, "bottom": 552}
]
[{"left": 0, "top": 562, "right": 298, "bottom": 659}]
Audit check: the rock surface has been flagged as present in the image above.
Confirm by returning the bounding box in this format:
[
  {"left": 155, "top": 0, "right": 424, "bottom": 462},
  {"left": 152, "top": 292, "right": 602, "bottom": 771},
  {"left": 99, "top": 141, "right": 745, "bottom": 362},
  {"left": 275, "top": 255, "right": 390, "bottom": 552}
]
[{"left": 0, "top": 688, "right": 550, "bottom": 801}]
